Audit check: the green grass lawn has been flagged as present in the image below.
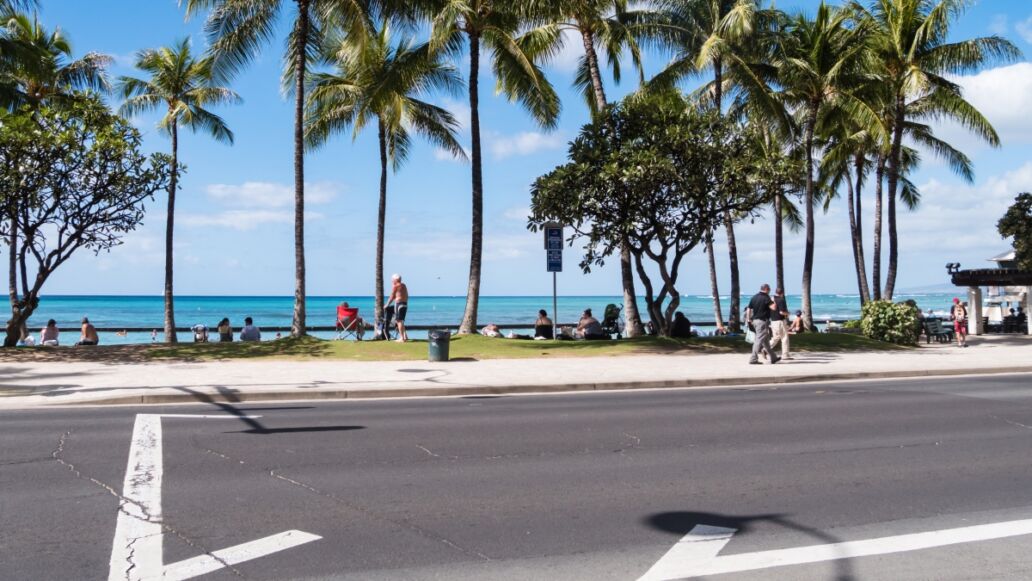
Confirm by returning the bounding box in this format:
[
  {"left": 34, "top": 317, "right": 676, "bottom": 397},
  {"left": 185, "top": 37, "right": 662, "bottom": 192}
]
[{"left": 0, "top": 332, "right": 908, "bottom": 363}]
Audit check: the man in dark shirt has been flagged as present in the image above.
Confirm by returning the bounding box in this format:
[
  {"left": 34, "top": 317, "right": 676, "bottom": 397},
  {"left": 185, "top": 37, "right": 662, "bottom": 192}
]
[
  {"left": 769, "top": 287, "right": 792, "bottom": 359},
  {"left": 745, "top": 284, "right": 780, "bottom": 365}
]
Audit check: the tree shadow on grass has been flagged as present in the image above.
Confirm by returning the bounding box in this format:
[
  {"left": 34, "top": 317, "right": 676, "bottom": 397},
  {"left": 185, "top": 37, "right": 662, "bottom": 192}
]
[{"left": 0, "top": 336, "right": 336, "bottom": 365}]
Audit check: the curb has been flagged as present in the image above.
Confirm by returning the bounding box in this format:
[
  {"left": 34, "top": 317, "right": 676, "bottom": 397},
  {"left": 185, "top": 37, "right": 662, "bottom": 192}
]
[{"left": 42, "top": 365, "right": 1032, "bottom": 407}]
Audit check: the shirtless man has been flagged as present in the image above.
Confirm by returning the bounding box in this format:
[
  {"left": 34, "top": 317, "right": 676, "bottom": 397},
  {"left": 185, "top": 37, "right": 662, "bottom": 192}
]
[
  {"left": 386, "top": 274, "right": 410, "bottom": 342},
  {"left": 78, "top": 317, "right": 99, "bottom": 346}
]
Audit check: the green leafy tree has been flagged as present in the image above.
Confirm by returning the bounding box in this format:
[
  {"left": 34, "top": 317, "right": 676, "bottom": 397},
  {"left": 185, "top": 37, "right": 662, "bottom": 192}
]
[
  {"left": 1, "top": 99, "right": 172, "bottom": 347},
  {"left": 305, "top": 23, "right": 466, "bottom": 326},
  {"left": 648, "top": 0, "right": 782, "bottom": 332},
  {"left": 428, "top": 0, "right": 560, "bottom": 334},
  {"left": 530, "top": 92, "right": 767, "bottom": 336},
  {"left": 998, "top": 193, "right": 1032, "bottom": 271},
  {"left": 519, "top": 0, "right": 655, "bottom": 337},
  {"left": 860, "top": 299, "right": 918, "bottom": 344},
  {"left": 118, "top": 39, "right": 240, "bottom": 344},
  {"left": 772, "top": 2, "right": 870, "bottom": 330},
  {"left": 2, "top": 12, "right": 111, "bottom": 109},
  {"left": 851, "top": 0, "right": 1021, "bottom": 299},
  {"left": 183, "top": 0, "right": 373, "bottom": 337}
]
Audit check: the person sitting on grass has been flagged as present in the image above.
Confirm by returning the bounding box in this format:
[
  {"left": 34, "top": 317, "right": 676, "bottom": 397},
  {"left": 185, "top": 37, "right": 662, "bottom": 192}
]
[
  {"left": 534, "top": 309, "right": 554, "bottom": 340},
  {"left": 481, "top": 323, "right": 502, "bottom": 338},
  {"left": 217, "top": 318, "right": 233, "bottom": 342},
  {"left": 575, "top": 309, "right": 605, "bottom": 340},
  {"left": 789, "top": 310, "right": 805, "bottom": 334},
  {"left": 239, "top": 317, "right": 261, "bottom": 342},
  {"left": 671, "top": 311, "right": 694, "bottom": 339},
  {"left": 76, "top": 317, "right": 99, "bottom": 346},
  {"left": 40, "top": 319, "right": 60, "bottom": 346}
]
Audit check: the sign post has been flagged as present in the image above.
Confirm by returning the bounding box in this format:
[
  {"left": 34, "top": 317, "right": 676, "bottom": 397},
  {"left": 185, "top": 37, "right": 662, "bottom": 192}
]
[{"left": 544, "top": 224, "right": 563, "bottom": 339}]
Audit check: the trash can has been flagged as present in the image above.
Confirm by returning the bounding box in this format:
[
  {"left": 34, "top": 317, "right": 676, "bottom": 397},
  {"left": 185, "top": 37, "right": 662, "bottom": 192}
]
[{"left": 428, "top": 329, "right": 451, "bottom": 362}]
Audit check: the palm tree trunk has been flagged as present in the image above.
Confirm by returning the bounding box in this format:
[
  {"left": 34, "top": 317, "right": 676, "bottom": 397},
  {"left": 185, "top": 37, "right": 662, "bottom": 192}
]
[
  {"left": 291, "top": 1, "right": 310, "bottom": 337},
  {"left": 163, "top": 121, "right": 178, "bottom": 343},
  {"left": 872, "top": 155, "right": 885, "bottom": 301},
  {"left": 845, "top": 158, "right": 870, "bottom": 306},
  {"left": 801, "top": 105, "right": 817, "bottom": 331},
  {"left": 579, "top": 24, "right": 644, "bottom": 337},
  {"left": 459, "top": 30, "right": 483, "bottom": 334},
  {"left": 774, "top": 196, "right": 784, "bottom": 293},
  {"left": 853, "top": 155, "right": 871, "bottom": 304},
  {"left": 5, "top": 200, "right": 19, "bottom": 347},
  {"left": 712, "top": 57, "right": 742, "bottom": 331},
  {"left": 883, "top": 106, "right": 905, "bottom": 300},
  {"left": 705, "top": 231, "right": 725, "bottom": 330},
  {"left": 375, "top": 118, "right": 387, "bottom": 327}
]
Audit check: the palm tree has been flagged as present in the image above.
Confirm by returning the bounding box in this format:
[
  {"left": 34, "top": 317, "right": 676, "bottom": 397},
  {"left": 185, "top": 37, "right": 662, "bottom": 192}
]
[
  {"left": 519, "top": 0, "right": 654, "bottom": 336},
  {"left": 852, "top": 0, "right": 1021, "bottom": 300},
  {"left": 428, "top": 0, "right": 560, "bottom": 334},
  {"left": 2, "top": 12, "right": 110, "bottom": 109},
  {"left": 305, "top": 23, "right": 466, "bottom": 329},
  {"left": 183, "top": 0, "right": 372, "bottom": 337},
  {"left": 773, "top": 2, "right": 871, "bottom": 330},
  {"left": 118, "top": 39, "right": 240, "bottom": 344},
  {"left": 749, "top": 118, "right": 802, "bottom": 294},
  {"left": 649, "top": 0, "right": 777, "bottom": 332}
]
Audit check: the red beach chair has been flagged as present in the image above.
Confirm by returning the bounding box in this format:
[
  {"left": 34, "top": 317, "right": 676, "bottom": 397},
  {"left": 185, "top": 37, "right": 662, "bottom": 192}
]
[{"left": 335, "top": 305, "right": 365, "bottom": 341}]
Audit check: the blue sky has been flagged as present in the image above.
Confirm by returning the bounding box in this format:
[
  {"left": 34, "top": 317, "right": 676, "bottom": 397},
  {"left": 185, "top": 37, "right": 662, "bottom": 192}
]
[{"left": 34, "top": 0, "right": 1032, "bottom": 297}]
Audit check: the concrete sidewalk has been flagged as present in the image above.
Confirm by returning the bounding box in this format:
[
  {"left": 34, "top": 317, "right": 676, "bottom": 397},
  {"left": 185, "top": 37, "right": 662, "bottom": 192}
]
[{"left": 1, "top": 335, "right": 1030, "bottom": 408}]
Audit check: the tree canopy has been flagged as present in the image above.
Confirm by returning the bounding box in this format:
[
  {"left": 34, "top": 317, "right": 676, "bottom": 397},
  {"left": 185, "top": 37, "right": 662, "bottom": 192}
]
[{"left": 998, "top": 193, "right": 1032, "bottom": 272}]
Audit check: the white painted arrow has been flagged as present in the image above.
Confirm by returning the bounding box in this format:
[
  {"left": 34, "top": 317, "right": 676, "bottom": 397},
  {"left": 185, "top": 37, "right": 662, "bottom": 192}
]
[
  {"left": 639, "top": 518, "right": 1032, "bottom": 580},
  {"left": 108, "top": 414, "right": 321, "bottom": 581}
]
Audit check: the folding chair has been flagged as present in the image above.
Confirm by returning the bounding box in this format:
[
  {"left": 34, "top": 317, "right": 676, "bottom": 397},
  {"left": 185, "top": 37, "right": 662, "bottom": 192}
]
[{"left": 335, "top": 305, "right": 365, "bottom": 340}]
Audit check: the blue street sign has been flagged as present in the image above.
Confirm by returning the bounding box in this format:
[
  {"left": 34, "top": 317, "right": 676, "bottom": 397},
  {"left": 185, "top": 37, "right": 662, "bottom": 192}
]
[{"left": 545, "top": 225, "right": 563, "bottom": 272}]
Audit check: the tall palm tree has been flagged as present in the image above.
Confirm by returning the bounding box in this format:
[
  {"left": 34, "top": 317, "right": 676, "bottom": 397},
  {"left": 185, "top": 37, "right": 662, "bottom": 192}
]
[
  {"left": 2, "top": 12, "right": 110, "bottom": 109},
  {"left": 183, "top": 0, "right": 372, "bottom": 337},
  {"left": 650, "top": 0, "right": 777, "bottom": 331},
  {"left": 519, "top": 0, "right": 654, "bottom": 337},
  {"left": 305, "top": 23, "right": 466, "bottom": 328},
  {"left": 118, "top": 39, "right": 240, "bottom": 344},
  {"left": 428, "top": 0, "right": 560, "bottom": 334},
  {"left": 852, "top": 0, "right": 1021, "bottom": 300},
  {"left": 773, "top": 2, "right": 871, "bottom": 330}
]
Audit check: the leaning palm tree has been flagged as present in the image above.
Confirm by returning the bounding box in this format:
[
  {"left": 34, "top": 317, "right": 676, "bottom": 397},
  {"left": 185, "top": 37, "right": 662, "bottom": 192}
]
[
  {"left": 305, "top": 23, "right": 466, "bottom": 329},
  {"left": 183, "top": 0, "right": 372, "bottom": 337},
  {"left": 2, "top": 12, "right": 110, "bottom": 109},
  {"left": 773, "top": 2, "right": 873, "bottom": 330},
  {"left": 428, "top": 0, "right": 560, "bottom": 334},
  {"left": 519, "top": 0, "right": 656, "bottom": 337},
  {"left": 118, "top": 39, "right": 240, "bottom": 344},
  {"left": 851, "top": 0, "right": 1022, "bottom": 300}
]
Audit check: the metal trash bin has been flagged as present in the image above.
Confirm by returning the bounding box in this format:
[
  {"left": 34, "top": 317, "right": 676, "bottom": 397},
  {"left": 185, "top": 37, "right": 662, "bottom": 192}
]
[{"left": 428, "top": 329, "right": 451, "bottom": 362}]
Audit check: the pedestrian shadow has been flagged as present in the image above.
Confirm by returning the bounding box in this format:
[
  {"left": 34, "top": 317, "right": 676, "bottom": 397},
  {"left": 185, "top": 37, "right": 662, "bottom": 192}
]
[
  {"left": 175, "top": 386, "right": 365, "bottom": 436},
  {"left": 644, "top": 510, "right": 856, "bottom": 581}
]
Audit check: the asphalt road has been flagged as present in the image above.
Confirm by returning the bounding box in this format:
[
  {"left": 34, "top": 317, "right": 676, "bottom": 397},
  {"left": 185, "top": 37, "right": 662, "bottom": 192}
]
[{"left": 4, "top": 373, "right": 1032, "bottom": 580}]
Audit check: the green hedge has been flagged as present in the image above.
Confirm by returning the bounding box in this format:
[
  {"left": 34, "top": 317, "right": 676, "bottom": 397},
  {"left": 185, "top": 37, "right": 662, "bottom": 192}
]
[{"left": 860, "top": 300, "right": 919, "bottom": 345}]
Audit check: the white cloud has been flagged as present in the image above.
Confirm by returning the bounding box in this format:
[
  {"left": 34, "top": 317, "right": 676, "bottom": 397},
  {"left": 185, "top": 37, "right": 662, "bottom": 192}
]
[
  {"left": 935, "top": 63, "right": 1032, "bottom": 149},
  {"left": 390, "top": 232, "right": 538, "bottom": 262},
  {"left": 204, "top": 181, "right": 340, "bottom": 208},
  {"left": 503, "top": 206, "right": 531, "bottom": 221},
  {"left": 1016, "top": 15, "right": 1032, "bottom": 44},
  {"left": 180, "top": 210, "right": 325, "bottom": 231},
  {"left": 440, "top": 98, "right": 471, "bottom": 132},
  {"left": 547, "top": 29, "right": 586, "bottom": 74},
  {"left": 488, "top": 131, "right": 566, "bottom": 159},
  {"left": 434, "top": 146, "right": 470, "bottom": 162}
]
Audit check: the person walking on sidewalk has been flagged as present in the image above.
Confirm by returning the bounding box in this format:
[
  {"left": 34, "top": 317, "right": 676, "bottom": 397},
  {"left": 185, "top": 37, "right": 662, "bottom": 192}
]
[
  {"left": 745, "top": 284, "right": 780, "bottom": 365},
  {"left": 768, "top": 287, "right": 792, "bottom": 360},
  {"left": 951, "top": 297, "right": 968, "bottom": 348}
]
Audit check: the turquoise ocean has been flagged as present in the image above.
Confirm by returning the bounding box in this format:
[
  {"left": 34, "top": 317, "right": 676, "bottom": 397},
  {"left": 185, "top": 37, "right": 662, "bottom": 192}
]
[{"left": 24, "top": 293, "right": 958, "bottom": 344}]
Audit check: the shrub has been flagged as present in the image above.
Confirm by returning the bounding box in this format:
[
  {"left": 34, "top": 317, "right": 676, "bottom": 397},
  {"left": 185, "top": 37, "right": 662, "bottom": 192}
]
[
  {"left": 842, "top": 319, "right": 862, "bottom": 329},
  {"left": 860, "top": 300, "right": 919, "bottom": 345}
]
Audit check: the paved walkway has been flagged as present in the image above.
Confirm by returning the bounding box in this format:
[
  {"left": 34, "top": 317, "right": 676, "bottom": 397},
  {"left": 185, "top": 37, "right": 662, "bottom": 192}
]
[{"left": 1, "top": 335, "right": 1029, "bottom": 408}]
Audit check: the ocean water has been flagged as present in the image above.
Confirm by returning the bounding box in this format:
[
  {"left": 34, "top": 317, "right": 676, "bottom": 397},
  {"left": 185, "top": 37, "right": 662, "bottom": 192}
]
[{"left": 21, "top": 293, "right": 958, "bottom": 345}]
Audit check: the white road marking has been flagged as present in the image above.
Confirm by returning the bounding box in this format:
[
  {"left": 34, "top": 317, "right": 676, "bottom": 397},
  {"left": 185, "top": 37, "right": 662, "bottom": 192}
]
[
  {"left": 639, "top": 518, "right": 1032, "bottom": 580},
  {"left": 163, "top": 530, "right": 322, "bottom": 581},
  {"left": 108, "top": 414, "right": 320, "bottom": 581},
  {"left": 637, "top": 525, "right": 736, "bottom": 581},
  {"left": 108, "top": 414, "right": 164, "bottom": 581}
]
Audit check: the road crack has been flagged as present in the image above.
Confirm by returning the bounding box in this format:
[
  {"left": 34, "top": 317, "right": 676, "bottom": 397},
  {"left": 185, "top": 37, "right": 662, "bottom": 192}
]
[
  {"left": 52, "top": 430, "right": 245, "bottom": 578},
  {"left": 990, "top": 414, "right": 1032, "bottom": 431}
]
